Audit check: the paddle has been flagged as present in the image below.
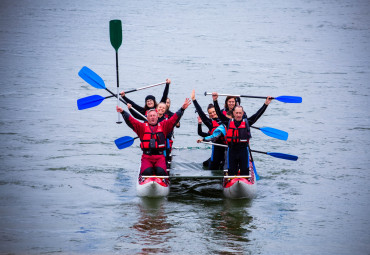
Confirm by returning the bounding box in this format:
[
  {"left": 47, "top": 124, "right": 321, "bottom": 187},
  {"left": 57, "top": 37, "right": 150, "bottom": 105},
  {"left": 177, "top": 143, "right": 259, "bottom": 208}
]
[
  {"left": 78, "top": 66, "right": 147, "bottom": 120},
  {"left": 77, "top": 81, "right": 166, "bottom": 111},
  {"left": 200, "top": 141, "right": 298, "bottom": 161},
  {"left": 204, "top": 92, "right": 302, "bottom": 103},
  {"left": 115, "top": 136, "right": 139, "bottom": 149},
  {"left": 110, "top": 19, "right": 123, "bottom": 124},
  {"left": 247, "top": 144, "right": 260, "bottom": 180},
  {"left": 77, "top": 94, "right": 114, "bottom": 110},
  {"left": 252, "top": 150, "right": 298, "bottom": 161},
  {"left": 251, "top": 126, "right": 288, "bottom": 141},
  {"left": 124, "top": 82, "right": 166, "bottom": 93}
]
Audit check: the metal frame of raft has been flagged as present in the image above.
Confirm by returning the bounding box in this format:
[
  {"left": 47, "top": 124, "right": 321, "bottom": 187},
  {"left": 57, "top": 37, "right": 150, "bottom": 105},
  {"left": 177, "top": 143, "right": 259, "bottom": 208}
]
[
  {"left": 141, "top": 175, "right": 251, "bottom": 179},
  {"left": 138, "top": 174, "right": 256, "bottom": 199}
]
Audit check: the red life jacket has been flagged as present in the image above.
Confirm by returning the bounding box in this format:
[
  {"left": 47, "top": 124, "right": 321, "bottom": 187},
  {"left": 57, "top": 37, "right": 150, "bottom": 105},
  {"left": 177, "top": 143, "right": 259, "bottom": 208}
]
[
  {"left": 210, "top": 120, "right": 220, "bottom": 134},
  {"left": 211, "top": 120, "right": 226, "bottom": 144},
  {"left": 226, "top": 118, "right": 251, "bottom": 144},
  {"left": 140, "top": 123, "right": 166, "bottom": 150}
]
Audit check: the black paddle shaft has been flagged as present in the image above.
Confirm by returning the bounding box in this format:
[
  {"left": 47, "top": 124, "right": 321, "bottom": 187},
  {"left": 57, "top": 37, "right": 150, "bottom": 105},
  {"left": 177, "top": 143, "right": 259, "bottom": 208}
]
[
  {"left": 241, "top": 95, "right": 275, "bottom": 99},
  {"left": 204, "top": 92, "right": 274, "bottom": 100},
  {"left": 250, "top": 149, "right": 267, "bottom": 155},
  {"left": 115, "top": 52, "right": 119, "bottom": 88},
  {"left": 105, "top": 88, "right": 147, "bottom": 120},
  {"left": 105, "top": 88, "right": 126, "bottom": 105}
]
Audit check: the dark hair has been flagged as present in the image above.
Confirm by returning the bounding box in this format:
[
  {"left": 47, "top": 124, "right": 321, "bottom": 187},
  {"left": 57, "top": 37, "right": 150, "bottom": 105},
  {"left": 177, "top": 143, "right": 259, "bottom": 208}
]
[
  {"left": 233, "top": 105, "right": 244, "bottom": 111},
  {"left": 226, "top": 110, "right": 234, "bottom": 118},
  {"left": 144, "top": 100, "right": 158, "bottom": 111},
  {"left": 224, "top": 96, "right": 237, "bottom": 109},
  {"left": 166, "top": 98, "right": 171, "bottom": 110},
  {"left": 144, "top": 95, "right": 158, "bottom": 111},
  {"left": 207, "top": 103, "right": 215, "bottom": 110}
]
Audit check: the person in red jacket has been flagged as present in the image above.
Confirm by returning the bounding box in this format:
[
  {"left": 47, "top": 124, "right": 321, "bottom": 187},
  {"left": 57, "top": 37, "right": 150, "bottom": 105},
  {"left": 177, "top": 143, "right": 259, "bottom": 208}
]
[{"left": 116, "top": 98, "right": 191, "bottom": 176}]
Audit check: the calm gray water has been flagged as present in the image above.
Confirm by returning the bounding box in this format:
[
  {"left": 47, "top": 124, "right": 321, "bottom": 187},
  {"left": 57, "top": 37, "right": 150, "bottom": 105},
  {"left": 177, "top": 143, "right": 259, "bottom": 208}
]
[{"left": 1, "top": 0, "right": 369, "bottom": 254}]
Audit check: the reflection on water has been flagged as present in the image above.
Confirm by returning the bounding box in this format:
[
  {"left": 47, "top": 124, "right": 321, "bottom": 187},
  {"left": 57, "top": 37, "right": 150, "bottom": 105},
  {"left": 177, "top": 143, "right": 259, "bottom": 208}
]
[
  {"left": 208, "top": 199, "right": 254, "bottom": 253},
  {"left": 131, "top": 198, "right": 173, "bottom": 254},
  {"left": 217, "top": 199, "right": 253, "bottom": 241}
]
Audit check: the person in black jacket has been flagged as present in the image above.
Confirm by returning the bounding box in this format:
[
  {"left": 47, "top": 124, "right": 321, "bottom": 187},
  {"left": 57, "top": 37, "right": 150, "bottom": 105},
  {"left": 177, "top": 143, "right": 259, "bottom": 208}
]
[
  {"left": 120, "top": 79, "right": 171, "bottom": 121},
  {"left": 191, "top": 89, "right": 226, "bottom": 170}
]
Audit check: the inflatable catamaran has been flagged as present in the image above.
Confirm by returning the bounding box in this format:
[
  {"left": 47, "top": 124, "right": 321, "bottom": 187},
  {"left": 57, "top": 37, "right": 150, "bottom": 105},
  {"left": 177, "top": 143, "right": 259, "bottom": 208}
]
[{"left": 76, "top": 20, "right": 301, "bottom": 199}]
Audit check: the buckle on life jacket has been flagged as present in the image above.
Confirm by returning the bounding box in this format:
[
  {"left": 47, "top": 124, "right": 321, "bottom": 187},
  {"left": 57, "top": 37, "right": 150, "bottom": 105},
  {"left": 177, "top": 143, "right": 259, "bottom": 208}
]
[{"left": 143, "top": 150, "right": 164, "bottom": 155}]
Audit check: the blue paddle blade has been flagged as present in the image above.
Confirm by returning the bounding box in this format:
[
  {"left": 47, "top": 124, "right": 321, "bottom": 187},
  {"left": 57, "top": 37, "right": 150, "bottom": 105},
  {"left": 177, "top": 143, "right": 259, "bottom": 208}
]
[
  {"left": 77, "top": 95, "right": 105, "bottom": 110},
  {"left": 78, "top": 66, "right": 106, "bottom": 89},
  {"left": 259, "top": 127, "right": 288, "bottom": 141},
  {"left": 267, "top": 152, "right": 298, "bottom": 161},
  {"left": 252, "top": 161, "right": 260, "bottom": 181},
  {"left": 275, "top": 95, "right": 302, "bottom": 103},
  {"left": 115, "top": 136, "right": 136, "bottom": 149}
]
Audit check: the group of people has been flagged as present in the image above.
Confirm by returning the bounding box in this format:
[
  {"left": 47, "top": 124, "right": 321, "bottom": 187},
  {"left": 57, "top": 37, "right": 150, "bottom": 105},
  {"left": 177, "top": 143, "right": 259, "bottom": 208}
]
[{"left": 116, "top": 80, "right": 272, "bottom": 177}]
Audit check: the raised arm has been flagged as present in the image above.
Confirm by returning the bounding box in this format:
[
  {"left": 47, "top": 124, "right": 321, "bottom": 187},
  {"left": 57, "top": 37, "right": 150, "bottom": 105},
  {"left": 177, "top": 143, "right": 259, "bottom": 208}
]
[
  {"left": 162, "top": 98, "right": 191, "bottom": 134},
  {"left": 116, "top": 106, "right": 143, "bottom": 136},
  {"left": 197, "top": 117, "right": 210, "bottom": 137},
  {"left": 120, "top": 91, "right": 145, "bottom": 115},
  {"left": 128, "top": 108, "right": 146, "bottom": 121},
  {"left": 160, "top": 79, "right": 171, "bottom": 103},
  {"left": 212, "top": 92, "right": 228, "bottom": 123},
  {"left": 193, "top": 100, "right": 213, "bottom": 130},
  {"left": 191, "top": 89, "right": 213, "bottom": 130},
  {"left": 247, "top": 96, "right": 273, "bottom": 126}
]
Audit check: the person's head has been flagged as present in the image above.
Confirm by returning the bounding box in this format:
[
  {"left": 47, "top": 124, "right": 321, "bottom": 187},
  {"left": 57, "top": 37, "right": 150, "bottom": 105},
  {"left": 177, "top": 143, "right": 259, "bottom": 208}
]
[
  {"left": 166, "top": 98, "right": 171, "bottom": 110},
  {"left": 146, "top": 109, "right": 159, "bottom": 125},
  {"left": 207, "top": 104, "right": 218, "bottom": 119},
  {"left": 226, "top": 110, "right": 234, "bottom": 119},
  {"left": 156, "top": 102, "right": 167, "bottom": 116},
  {"left": 145, "top": 95, "right": 157, "bottom": 110},
  {"left": 233, "top": 105, "right": 244, "bottom": 121},
  {"left": 224, "top": 96, "right": 236, "bottom": 110}
]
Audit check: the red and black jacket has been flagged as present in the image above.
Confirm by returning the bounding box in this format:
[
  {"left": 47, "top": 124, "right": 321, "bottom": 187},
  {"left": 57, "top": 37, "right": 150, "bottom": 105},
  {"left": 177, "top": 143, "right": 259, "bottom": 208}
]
[
  {"left": 140, "top": 123, "right": 166, "bottom": 150},
  {"left": 226, "top": 118, "right": 251, "bottom": 144},
  {"left": 210, "top": 120, "right": 226, "bottom": 144}
]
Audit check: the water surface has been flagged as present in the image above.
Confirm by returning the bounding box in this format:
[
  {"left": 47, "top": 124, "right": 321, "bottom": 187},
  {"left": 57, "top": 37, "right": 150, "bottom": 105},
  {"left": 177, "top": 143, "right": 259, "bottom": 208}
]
[{"left": 0, "top": 0, "right": 369, "bottom": 254}]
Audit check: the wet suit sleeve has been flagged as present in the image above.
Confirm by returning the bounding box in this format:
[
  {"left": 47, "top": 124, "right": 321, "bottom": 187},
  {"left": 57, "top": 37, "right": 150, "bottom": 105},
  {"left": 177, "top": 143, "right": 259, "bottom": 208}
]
[
  {"left": 198, "top": 124, "right": 209, "bottom": 137},
  {"left": 193, "top": 99, "right": 213, "bottom": 130},
  {"left": 129, "top": 109, "right": 146, "bottom": 121},
  {"left": 167, "top": 110, "right": 180, "bottom": 128},
  {"left": 247, "top": 103, "right": 268, "bottom": 126},
  {"left": 159, "top": 82, "right": 170, "bottom": 103},
  {"left": 161, "top": 108, "right": 184, "bottom": 136},
  {"left": 213, "top": 99, "right": 229, "bottom": 124},
  {"left": 121, "top": 110, "right": 144, "bottom": 137},
  {"left": 203, "top": 125, "right": 226, "bottom": 142},
  {"left": 122, "top": 95, "right": 145, "bottom": 115}
]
